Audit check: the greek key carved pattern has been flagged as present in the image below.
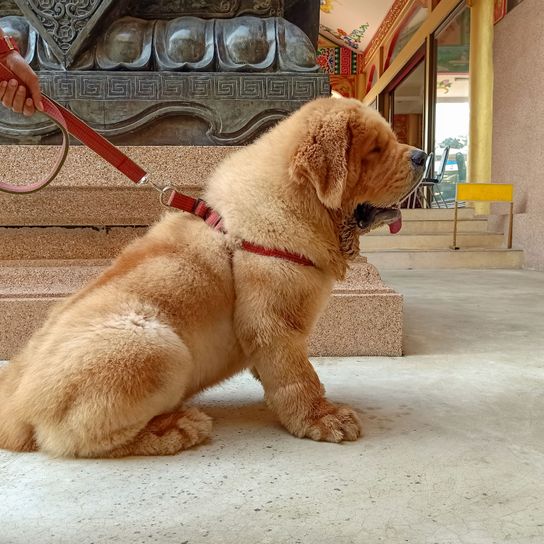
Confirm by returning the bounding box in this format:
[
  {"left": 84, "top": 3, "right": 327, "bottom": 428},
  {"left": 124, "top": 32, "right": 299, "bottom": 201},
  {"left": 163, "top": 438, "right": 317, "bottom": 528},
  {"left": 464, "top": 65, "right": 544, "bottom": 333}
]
[
  {"left": 240, "top": 78, "right": 265, "bottom": 99},
  {"left": 81, "top": 77, "right": 104, "bottom": 98},
  {"left": 38, "top": 73, "right": 329, "bottom": 102},
  {"left": 161, "top": 76, "right": 188, "bottom": 98},
  {"left": 26, "top": 0, "right": 102, "bottom": 54}
]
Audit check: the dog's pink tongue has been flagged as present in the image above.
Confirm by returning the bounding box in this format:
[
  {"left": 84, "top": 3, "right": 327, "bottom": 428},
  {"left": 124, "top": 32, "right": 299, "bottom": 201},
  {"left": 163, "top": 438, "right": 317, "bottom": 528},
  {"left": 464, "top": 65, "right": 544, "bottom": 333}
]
[{"left": 389, "top": 216, "right": 402, "bottom": 234}]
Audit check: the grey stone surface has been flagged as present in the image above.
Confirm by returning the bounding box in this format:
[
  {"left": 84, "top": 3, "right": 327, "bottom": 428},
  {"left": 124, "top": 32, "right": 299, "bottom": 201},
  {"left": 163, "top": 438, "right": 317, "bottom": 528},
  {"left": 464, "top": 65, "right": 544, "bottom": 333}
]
[
  {"left": 0, "top": 0, "right": 20, "bottom": 16},
  {"left": 0, "top": 1, "right": 327, "bottom": 145},
  {"left": 1, "top": 269, "right": 544, "bottom": 543},
  {"left": 14, "top": 0, "right": 118, "bottom": 67},
  {"left": 96, "top": 16, "right": 154, "bottom": 71},
  {"left": 1, "top": 15, "right": 320, "bottom": 74},
  {"left": 217, "top": 16, "right": 277, "bottom": 72},
  {"left": 0, "top": 71, "right": 329, "bottom": 144}
]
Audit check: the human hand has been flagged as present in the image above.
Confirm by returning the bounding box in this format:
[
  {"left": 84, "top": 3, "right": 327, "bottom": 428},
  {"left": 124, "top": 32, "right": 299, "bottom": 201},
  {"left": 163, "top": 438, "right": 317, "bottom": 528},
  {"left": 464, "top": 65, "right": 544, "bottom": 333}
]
[{"left": 0, "top": 51, "right": 43, "bottom": 116}]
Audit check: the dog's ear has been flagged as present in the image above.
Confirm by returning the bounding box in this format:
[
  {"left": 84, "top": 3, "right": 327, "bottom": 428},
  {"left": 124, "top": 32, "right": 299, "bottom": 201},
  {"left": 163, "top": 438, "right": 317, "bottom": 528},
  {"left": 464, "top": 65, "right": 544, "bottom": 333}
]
[{"left": 289, "top": 110, "right": 352, "bottom": 209}]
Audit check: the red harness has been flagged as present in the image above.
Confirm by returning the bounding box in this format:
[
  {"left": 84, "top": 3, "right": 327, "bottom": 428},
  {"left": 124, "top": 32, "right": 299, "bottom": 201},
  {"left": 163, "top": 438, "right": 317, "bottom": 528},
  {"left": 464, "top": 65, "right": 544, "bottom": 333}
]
[
  {"left": 0, "top": 62, "right": 314, "bottom": 268},
  {"left": 167, "top": 192, "right": 314, "bottom": 267}
]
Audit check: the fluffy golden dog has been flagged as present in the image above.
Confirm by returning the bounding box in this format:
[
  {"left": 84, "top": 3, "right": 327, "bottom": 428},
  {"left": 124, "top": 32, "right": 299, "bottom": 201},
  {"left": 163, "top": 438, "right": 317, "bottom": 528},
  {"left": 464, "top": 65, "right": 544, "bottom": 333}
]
[{"left": 0, "top": 98, "right": 425, "bottom": 457}]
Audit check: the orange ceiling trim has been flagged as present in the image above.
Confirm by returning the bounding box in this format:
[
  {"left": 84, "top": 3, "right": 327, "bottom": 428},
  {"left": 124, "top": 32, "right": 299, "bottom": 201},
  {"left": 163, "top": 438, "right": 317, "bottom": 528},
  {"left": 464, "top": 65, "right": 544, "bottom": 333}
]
[{"left": 364, "top": 0, "right": 412, "bottom": 62}]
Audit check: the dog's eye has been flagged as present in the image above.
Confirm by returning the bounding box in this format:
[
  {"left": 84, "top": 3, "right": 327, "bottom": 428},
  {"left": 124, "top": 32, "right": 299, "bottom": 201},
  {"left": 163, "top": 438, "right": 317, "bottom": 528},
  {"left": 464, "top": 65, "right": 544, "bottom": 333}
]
[{"left": 371, "top": 146, "right": 382, "bottom": 154}]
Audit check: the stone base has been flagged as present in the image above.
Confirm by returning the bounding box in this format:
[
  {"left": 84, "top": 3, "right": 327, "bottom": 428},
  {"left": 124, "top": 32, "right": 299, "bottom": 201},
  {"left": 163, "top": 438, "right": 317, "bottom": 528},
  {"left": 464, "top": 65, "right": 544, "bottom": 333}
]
[
  {"left": 0, "top": 145, "right": 403, "bottom": 357},
  {"left": 0, "top": 258, "right": 402, "bottom": 359},
  {"left": 313, "top": 259, "right": 402, "bottom": 356}
]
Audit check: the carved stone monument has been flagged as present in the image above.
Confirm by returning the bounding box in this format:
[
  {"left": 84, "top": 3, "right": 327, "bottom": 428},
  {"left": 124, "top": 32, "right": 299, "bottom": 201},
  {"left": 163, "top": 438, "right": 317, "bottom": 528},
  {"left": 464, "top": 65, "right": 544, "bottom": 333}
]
[{"left": 0, "top": 0, "right": 328, "bottom": 145}]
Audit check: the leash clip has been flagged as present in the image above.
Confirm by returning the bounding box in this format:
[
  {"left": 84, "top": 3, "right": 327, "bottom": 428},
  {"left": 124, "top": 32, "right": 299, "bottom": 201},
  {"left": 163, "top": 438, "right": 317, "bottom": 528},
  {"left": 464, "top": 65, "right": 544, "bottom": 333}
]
[{"left": 138, "top": 175, "right": 175, "bottom": 207}]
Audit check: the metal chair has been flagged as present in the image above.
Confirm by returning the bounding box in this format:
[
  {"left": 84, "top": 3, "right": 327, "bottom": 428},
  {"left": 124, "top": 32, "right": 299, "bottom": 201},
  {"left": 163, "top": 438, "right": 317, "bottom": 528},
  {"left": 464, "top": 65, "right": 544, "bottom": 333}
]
[
  {"left": 402, "top": 151, "right": 434, "bottom": 209},
  {"left": 420, "top": 146, "right": 450, "bottom": 208}
]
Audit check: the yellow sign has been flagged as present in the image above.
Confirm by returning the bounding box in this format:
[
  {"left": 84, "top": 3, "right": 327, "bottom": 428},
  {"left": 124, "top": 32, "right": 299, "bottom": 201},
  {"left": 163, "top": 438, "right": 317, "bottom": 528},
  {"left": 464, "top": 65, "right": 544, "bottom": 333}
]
[{"left": 456, "top": 183, "right": 513, "bottom": 202}]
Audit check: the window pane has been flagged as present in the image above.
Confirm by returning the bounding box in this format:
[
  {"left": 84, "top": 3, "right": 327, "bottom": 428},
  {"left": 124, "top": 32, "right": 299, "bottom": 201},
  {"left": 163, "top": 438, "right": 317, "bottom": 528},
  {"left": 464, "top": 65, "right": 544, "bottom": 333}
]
[
  {"left": 392, "top": 61, "right": 425, "bottom": 149},
  {"left": 434, "top": 6, "right": 470, "bottom": 204}
]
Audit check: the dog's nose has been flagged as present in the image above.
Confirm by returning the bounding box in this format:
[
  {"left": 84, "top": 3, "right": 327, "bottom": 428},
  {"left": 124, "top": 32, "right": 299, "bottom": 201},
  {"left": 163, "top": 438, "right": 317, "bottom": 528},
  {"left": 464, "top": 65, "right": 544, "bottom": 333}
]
[{"left": 411, "top": 149, "right": 427, "bottom": 168}]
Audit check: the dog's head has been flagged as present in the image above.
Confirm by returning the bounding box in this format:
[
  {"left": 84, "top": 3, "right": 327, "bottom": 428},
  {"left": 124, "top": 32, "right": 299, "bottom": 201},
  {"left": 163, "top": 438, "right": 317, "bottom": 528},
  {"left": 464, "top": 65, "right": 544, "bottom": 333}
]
[{"left": 289, "top": 98, "right": 425, "bottom": 235}]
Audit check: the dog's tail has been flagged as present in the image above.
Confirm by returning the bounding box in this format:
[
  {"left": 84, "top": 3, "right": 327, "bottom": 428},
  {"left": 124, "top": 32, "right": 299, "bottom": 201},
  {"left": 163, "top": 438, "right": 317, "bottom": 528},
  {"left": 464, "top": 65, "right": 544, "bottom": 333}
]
[{"left": 0, "top": 361, "right": 36, "bottom": 452}]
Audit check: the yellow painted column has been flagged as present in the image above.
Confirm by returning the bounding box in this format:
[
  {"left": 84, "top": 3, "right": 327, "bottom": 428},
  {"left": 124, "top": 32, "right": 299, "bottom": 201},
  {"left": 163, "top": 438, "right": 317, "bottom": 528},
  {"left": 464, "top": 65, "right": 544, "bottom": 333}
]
[{"left": 468, "top": 0, "right": 495, "bottom": 215}]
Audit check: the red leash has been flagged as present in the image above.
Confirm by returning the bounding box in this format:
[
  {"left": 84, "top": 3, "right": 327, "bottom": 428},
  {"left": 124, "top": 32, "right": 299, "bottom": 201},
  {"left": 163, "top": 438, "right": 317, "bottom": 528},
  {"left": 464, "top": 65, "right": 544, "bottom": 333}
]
[
  {"left": 0, "top": 62, "right": 146, "bottom": 192},
  {"left": 0, "top": 62, "right": 314, "bottom": 267}
]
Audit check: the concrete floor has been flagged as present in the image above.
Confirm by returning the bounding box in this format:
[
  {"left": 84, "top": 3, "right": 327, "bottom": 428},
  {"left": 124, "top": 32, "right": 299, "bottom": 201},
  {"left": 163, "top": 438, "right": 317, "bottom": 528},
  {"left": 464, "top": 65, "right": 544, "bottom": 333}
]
[{"left": 1, "top": 269, "right": 544, "bottom": 544}]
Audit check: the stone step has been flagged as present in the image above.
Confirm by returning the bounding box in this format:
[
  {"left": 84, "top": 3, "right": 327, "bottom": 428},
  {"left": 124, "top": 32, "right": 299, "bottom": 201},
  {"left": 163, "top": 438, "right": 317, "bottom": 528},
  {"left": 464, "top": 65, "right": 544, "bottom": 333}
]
[
  {"left": 0, "top": 226, "right": 147, "bottom": 260},
  {"left": 364, "top": 249, "right": 524, "bottom": 270},
  {"left": 0, "top": 258, "right": 402, "bottom": 359},
  {"left": 0, "top": 219, "right": 494, "bottom": 261},
  {"left": 399, "top": 208, "right": 476, "bottom": 221},
  {"left": 0, "top": 146, "right": 237, "bottom": 226},
  {"left": 4, "top": 226, "right": 503, "bottom": 261},
  {"left": 368, "top": 218, "right": 490, "bottom": 235},
  {"left": 361, "top": 232, "right": 505, "bottom": 251}
]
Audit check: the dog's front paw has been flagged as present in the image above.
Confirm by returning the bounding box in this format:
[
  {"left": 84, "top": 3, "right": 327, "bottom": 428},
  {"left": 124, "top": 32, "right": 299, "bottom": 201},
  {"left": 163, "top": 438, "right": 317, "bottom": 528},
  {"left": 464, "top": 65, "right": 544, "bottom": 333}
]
[{"left": 304, "top": 405, "right": 363, "bottom": 443}]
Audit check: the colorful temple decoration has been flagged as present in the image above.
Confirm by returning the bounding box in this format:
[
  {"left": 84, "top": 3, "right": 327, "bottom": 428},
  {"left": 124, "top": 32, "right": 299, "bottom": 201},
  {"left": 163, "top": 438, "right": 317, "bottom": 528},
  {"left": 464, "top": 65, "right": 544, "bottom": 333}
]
[
  {"left": 316, "top": 45, "right": 359, "bottom": 76},
  {"left": 329, "top": 75, "right": 358, "bottom": 98},
  {"left": 320, "top": 23, "right": 369, "bottom": 50},
  {"left": 317, "top": 35, "right": 364, "bottom": 99}
]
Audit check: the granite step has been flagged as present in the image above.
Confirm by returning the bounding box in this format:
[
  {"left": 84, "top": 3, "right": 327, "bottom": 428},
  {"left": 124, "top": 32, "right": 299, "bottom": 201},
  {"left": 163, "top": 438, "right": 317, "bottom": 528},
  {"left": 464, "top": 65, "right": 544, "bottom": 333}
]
[
  {"left": 364, "top": 248, "right": 524, "bottom": 270},
  {"left": 0, "top": 258, "right": 403, "bottom": 359},
  {"left": 368, "top": 218, "right": 490, "bottom": 235},
  {"left": 0, "top": 145, "right": 237, "bottom": 226},
  {"left": 398, "top": 208, "right": 475, "bottom": 221},
  {"left": 0, "top": 226, "right": 147, "bottom": 260},
  {"left": 361, "top": 232, "right": 506, "bottom": 251},
  {"left": 2, "top": 143, "right": 404, "bottom": 358}
]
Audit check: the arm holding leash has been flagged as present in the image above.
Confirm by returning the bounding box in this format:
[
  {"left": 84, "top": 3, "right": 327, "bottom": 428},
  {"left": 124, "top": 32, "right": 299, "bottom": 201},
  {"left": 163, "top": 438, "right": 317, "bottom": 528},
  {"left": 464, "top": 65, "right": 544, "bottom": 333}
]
[
  {"left": 0, "top": 60, "right": 147, "bottom": 194},
  {"left": 0, "top": 29, "right": 43, "bottom": 116}
]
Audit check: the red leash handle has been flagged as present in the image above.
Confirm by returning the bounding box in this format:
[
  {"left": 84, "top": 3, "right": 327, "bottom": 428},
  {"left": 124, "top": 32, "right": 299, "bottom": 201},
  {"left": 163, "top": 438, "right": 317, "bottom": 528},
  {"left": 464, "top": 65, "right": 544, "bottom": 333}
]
[
  {"left": 0, "top": 62, "right": 69, "bottom": 194},
  {"left": 0, "top": 62, "right": 148, "bottom": 194}
]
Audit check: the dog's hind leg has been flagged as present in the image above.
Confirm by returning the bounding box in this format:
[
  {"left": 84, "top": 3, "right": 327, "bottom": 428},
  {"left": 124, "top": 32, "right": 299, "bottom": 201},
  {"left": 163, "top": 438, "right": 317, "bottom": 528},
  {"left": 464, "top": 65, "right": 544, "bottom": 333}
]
[
  {"left": 30, "top": 313, "right": 213, "bottom": 458},
  {"left": 104, "top": 407, "right": 212, "bottom": 458},
  {"left": 0, "top": 406, "right": 36, "bottom": 452},
  {"left": 0, "top": 363, "right": 37, "bottom": 452}
]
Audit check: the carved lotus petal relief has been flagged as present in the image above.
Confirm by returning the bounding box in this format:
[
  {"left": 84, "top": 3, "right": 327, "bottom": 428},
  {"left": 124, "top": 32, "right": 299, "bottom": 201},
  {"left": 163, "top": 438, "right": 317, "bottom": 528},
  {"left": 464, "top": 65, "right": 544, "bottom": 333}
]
[
  {"left": 155, "top": 17, "right": 215, "bottom": 71},
  {"left": 96, "top": 17, "right": 154, "bottom": 70}
]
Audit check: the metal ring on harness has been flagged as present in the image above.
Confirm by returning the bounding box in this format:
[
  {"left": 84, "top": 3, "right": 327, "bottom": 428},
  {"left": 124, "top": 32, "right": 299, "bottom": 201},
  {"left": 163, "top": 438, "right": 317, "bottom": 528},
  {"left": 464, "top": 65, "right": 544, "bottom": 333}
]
[{"left": 159, "top": 186, "right": 176, "bottom": 207}]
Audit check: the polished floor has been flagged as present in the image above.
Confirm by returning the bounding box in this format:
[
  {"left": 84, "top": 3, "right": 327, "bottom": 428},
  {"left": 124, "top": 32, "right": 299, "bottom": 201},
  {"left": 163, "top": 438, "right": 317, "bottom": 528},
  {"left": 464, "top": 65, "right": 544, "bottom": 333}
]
[{"left": 1, "top": 269, "right": 543, "bottom": 544}]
